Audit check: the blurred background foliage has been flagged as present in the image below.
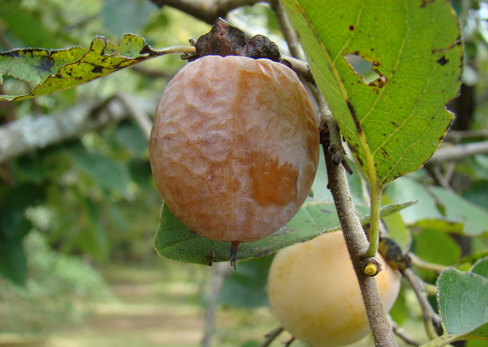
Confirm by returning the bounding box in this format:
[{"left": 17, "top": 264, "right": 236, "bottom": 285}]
[{"left": 0, "top": 0, "right": 487, "bottom": 346}]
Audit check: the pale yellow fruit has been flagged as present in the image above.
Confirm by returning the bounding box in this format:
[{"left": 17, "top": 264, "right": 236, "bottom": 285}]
[
  {"left": 149, "top": 55, "right": 319, "bottom": 243},
  {"left": 267, "top": 231, "right": 401, "bottom": 347}
]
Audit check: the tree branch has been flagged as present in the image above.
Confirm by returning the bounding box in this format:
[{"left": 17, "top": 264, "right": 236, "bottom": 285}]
[
  {"left": 150, "top": 0, "right": 263, "bottom": 25},
  {"left": 258, "top": 326, "right": 285, "bottom": 347},
  {"left": 402, "top": 269, "right": 442, "bottom": 340},
  {"left": 201, "top": 262, "right": 233, "bottom": 347},
  {"left": 281, "top": 55, "right": 315, "bottom": 84},
  {"left": 321, "top": 115, "right": 398, "bottom": 346},
  {"left": 408, "top": 253, "right": 447, "bottom": 274},
  {"left": 389, "top": 318, "right": 422, "bottom": 346},
  {"left": 444, "top": 129, "right": 488, "bottom": 142},
  {"left": 0, "top": 96, "right": 156, "bottom": 163},
  {"left": 269, "top": 0, "right": 304, "bottom": 60},
  {"left": 428, "top": 141, "right": 488, "bottom": 164},
  {"left": 116, "top": 92, "right": 153, "bottom": 140}
]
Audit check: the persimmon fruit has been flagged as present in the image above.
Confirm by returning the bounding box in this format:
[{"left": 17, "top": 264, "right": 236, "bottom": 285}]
[
  {"left": 267, "top": 231, "right": 401, "bottom": 347},
  {"left": 148, "top": 54, "right": 320, "bottom": 260}
]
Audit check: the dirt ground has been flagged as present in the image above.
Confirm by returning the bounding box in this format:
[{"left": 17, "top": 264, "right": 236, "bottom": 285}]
[
  {"left": 42, "top": 263, "right": 281, "bottom": 347},
  {"left": 0, "top": 263, "right": 430, "bottom": 347}
]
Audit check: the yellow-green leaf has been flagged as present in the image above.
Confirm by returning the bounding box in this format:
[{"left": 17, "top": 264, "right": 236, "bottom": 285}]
[{"left": 0, "top": 34, "right": 189, "bottom": 102}]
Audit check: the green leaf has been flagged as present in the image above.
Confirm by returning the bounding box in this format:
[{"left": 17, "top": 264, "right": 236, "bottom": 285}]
[
  {"left": 79, "top": 199, "right": 109, "bottom": 262},
  {"left": 439, "top": 269, "right": 488, "bottom": 335},
  {"left": 387, "top": 177, "right": 488, "bottom": 236},
  {"left": 0, "top": 239, "right": 26, "bottom": 286},
  {"left": 387, "top": 177, "right": 444, "bottom": 222},
  {"left": 0, "top": 34, "right": 183, "bottom": 101},
  {"left": 219, "top": 255, "right": 273, "bottom": 308},
  {"left": 63, "top": 143, "right": 131, "bottom": 197},
  {"left": 115, "top": 122, "right": 148, "bottom": 156},
  {"left": 101, "top": 0, "right": 158, "bottom": 37},
  {"left": 471, "top": 257, "right": 488, "bottom": 278},
  {"left": 281, "top": 0, "right": 462, "bottom": 188},
  {"left": 0, "top": 184, "right": 45, "bottom": 239},
  {"left": 153, "top": 200, "right": 416, "bottom": 265},
  {"left": 0, "top": 183, "right": 44, "bottom": 284},
  {"left": 427, "top": 186, "right": 488, "bottom": 236},
  {"left": 389, "top": 286, "right": 408, "bottom": 325},
  {"left": 420, "top": 268, "right": 488, "bottom": 346},
  {"left": 381, "top": 194, "right": 411, "bottom": 251},
  {"left": 463, "top": 180, "right": 488, "bottom": 210},
  {"left": 0, "top": 5, "right": 62, "bottom": 49},
  {"left": 458, "top": 251, "right": 488, "bottom": 270},
  {"left": 414, "top": 229, "right": 461, "bottom": 266},
  {"left": 420, "top": 324, "right": 488, "bottom": 347}
]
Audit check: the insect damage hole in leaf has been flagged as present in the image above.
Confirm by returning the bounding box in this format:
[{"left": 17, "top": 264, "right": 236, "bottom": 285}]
[{"left": 344, "top": 54, "right": 385, "bottom": 86}]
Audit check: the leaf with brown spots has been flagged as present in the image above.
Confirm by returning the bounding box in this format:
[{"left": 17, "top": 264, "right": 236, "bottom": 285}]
[
  {"left": 0, "top": 34, "right": 192, "bottom": 102},
  {"left": 281, "top": 0, "right": 463, "bottom": 188}
]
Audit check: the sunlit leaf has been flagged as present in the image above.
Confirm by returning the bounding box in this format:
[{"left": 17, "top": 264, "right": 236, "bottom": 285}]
[
  {"left": 387, "top": 177, "right": 488, "bottom": 236},
  {"left": 381, "top": 194, "right": 411, "bottom": 252},
  {"left": 0, "top": 34, "right": 191, "bottom": 101},
  {"left": 281, "top": 0, "right": 462, "bottom": 188}
]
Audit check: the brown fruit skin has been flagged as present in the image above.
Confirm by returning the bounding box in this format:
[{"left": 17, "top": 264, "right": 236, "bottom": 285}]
[{"left": 149, "top": 55, "right": 319, "bottom": 243}]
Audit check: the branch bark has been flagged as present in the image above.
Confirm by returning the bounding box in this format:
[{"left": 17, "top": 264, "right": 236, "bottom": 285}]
[
  {"left": 402, "top": 269, "right": 442, "bottom": 340},
  {"left": 444, "top": 129, "right": 488, "bottom": 142},
  {"left": 116, "top": 92, "right": 153, "bottom": 140},
  {"left": 269, "top": 0, "right": 304, "bottom": 60},
  {"left": 389, "top": 318, "right": 422, "bottom": 346},
  {"left": 201, "top": 262, "right": 233, "bottom": 347},
  {"left": 321, "top": 116, "right": 398, "bottom": 347},
  {"left": 150, "top": 0, "right": 263, "bottom": 25},
  {"left": 258, "top": 326, "right": 284, "bottom": 347},
  {"left": 0, "top": 96, "right": 156, "bottom": 163},
  {"left": 428, "top": 141, "right": 488, "bottom": 164}
]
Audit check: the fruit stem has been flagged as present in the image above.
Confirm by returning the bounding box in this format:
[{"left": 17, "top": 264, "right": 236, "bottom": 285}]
[
  {"left": 230, "top": 241, "right": 241, "bottom": 269},
  {"left": 364, "top": 185, "right": 382, "bottom": 258}
]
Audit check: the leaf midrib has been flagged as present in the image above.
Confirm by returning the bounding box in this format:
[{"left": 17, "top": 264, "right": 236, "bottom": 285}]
[{"left": 292, "top": 0, "right": 377, "bottom": 189}]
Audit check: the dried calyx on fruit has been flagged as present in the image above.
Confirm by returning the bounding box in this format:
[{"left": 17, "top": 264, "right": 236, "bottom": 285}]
[
  {"left": 185, "top": 18, "right": 281, "bottom": 62},
  {"left": 149, "top": 18, "right": 320, "bottom": 268}
]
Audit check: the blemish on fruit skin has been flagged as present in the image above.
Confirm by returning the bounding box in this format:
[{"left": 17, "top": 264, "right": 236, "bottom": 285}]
[{"left": 249, "top": 152, "right": 299, "bottom": 207}]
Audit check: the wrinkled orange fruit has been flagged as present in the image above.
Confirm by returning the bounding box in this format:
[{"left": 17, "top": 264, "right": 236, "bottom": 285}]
[
  {"left": 267, "top": 231, "right": 401, "bottom": 347},
  {"left": 149, "top": 55, "right": 319, "bottom": 243}
]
